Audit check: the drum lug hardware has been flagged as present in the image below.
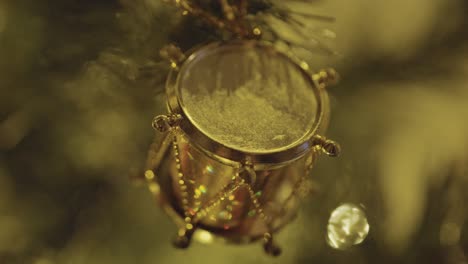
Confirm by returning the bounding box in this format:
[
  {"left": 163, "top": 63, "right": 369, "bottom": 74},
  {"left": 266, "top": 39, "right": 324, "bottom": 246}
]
[
  {"left": 312, "top": 68, "right": 339, "bottom": 89},
  {"left": 160, "top": 44, "right": 186, "bottom": 69},
  {"left": 263, "top": 233, "right": 282, "bottom": 256},
  {"left": 152, "top": 114, "right": 182, "bottom": 132},
  {"left": 173, "top": 225, "right": 197, "bottom": 249},
  {"left": 311, "top": 135, "right": 341, "bottom": 157},
  {"left": 241, "top": 160, "right": 257, "bottom": 186}
]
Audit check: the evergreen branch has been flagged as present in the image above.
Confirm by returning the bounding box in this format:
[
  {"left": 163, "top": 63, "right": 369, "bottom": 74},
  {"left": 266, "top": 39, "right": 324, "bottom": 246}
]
[{"left": 164, "top": 0, "right": 253, "bottom": 38}]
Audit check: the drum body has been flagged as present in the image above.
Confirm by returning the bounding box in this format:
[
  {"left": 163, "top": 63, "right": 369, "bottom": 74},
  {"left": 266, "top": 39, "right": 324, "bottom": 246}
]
[{"left": 146, "top": 41, "right": 333, "bottom": 247}]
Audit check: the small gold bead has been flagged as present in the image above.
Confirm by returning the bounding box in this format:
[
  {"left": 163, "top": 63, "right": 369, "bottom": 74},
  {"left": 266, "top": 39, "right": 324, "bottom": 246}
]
[
  {"left": 144, "top": 170, "right": 155, "bottom": 181},
  {"left": 253, "top": 27, "right": 262, "bottom": 36}
]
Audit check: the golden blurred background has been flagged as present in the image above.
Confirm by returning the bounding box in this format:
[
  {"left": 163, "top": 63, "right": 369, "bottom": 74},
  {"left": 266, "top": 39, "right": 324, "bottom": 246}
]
[{"left": 0, "top": 0, "right": 467, "bottom": 263}]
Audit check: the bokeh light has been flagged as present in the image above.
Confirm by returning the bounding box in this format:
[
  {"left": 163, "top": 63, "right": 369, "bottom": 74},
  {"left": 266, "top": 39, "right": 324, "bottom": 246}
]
[{"left": 327, "top": 204, "right": 370, "bottom": 250}]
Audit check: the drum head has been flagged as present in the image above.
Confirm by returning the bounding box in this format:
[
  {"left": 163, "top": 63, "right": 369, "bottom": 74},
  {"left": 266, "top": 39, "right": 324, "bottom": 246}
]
[{"left": 176, "top": 42, "right": 322, "bottom": 154}]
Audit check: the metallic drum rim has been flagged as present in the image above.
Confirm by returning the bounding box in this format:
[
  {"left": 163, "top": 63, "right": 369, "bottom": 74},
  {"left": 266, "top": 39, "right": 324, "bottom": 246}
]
[{"left": 166, "top": 40, "right": 329, "bottom": 166}]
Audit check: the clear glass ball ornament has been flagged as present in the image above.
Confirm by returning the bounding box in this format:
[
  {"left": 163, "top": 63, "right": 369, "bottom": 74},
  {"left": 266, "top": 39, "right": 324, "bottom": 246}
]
[{"left": 326, "top": 203, "right": 370, "bottom": 250}]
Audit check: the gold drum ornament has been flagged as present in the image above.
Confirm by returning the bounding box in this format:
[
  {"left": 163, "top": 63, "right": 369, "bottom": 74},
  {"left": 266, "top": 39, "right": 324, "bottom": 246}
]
[{"left": 145, "top": 41, "right": 340, "bottom": 256}]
